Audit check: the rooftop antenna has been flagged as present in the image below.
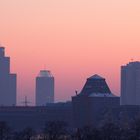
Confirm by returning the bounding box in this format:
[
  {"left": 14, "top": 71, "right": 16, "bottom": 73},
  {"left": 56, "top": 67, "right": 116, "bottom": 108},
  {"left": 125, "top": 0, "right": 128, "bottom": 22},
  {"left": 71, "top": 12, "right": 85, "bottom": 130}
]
[
  {"left": 21, "top": 96, "right": 31, "bottom": 107},
  {"left": 131, "top": 58, "right": 134, "bottom": 62},
  {"left": 75, "top": 90, "right": 78, "bottom": 96}
]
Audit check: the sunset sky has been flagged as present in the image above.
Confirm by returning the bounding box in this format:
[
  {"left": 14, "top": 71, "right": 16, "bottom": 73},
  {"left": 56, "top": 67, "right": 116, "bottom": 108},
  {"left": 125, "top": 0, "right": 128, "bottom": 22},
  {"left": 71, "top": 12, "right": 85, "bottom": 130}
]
[{"left": 0, "top": 0, "right": 140, "bottom": 105}]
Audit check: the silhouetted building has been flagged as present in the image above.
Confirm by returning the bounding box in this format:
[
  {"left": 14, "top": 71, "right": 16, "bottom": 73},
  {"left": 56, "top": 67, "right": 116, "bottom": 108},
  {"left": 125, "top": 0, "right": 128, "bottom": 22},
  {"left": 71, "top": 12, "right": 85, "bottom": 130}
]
[
  {"left": 72, "top": 74, "right": 120, "bottom": 128},
  {"left": 0, "top": 46, "right": 17, "bottom": 106},
  {"left": 121, "top": 61, "right": 140, "bottom": 105},
  {"left": 80, "top": 74, "right": 112, "bottom": 96},
  {"left": 36, "top": 70, "right": 54, "bottom": 106},
  {"left": 0, "top": 102, "right": 73, "bottom": 131}
]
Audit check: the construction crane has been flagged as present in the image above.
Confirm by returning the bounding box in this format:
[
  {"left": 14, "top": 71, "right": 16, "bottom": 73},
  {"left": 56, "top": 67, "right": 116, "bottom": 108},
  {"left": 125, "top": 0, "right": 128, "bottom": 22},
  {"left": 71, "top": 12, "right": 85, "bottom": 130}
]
[{"left": 21, "top": 96, "right": 31, "bottom": 107}]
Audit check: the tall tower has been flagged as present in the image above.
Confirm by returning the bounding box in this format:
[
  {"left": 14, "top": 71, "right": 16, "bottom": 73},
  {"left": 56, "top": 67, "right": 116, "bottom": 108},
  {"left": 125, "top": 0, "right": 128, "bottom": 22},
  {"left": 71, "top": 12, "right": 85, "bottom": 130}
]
[
  {"left": 36, "top": 70, "right": 54, "bottom": 106},
  {"left": 121, "top": 61, "right": 140, "bottom": 105},
  {"left": 0, "top": 46, "right": 17, "bottom": 106}
]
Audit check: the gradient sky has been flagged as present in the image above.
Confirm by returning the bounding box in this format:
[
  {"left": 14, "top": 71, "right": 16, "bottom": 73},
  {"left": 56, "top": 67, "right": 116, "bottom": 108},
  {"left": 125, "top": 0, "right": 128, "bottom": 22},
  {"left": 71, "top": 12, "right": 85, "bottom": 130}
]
[{"left": 0, "top": 0, "right": 140, "bottom": 105}]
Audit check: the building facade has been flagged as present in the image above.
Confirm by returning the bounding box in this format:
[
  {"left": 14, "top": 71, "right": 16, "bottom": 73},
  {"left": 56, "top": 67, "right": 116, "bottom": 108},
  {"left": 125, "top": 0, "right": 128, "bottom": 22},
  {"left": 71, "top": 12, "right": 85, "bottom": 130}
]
[
  {"left": 121, "top": 61, "right": 140, "bottom": 105},
  {"left": 72, "top": 74, "right": 120, "bottom": 128},
  {"left": 0, "top": 46, "right": 17, "bottom": 106},
  {"left": 0, "top": 102, "right": 73, "bottom": 131},
  {"left": 36, "top": 70, "right": 54, "bottom": 106}
]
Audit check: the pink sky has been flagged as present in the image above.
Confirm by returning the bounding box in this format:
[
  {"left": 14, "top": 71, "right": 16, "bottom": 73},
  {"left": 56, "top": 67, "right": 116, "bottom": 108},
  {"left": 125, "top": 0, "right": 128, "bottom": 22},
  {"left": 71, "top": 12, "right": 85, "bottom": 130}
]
[{"left": 0, "top": 0, "right": 140, "bottom": 105}]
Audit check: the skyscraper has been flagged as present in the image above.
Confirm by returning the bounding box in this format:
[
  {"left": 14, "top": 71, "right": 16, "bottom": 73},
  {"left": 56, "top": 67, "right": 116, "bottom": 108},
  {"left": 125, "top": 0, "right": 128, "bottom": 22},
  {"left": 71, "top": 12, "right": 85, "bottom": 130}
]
[
  {"left": 121, "top": 61, "right": 140, "bottom": 105},
  {"left": 0, "top": 46, "right": 17, "bottom": 106},
  {"left": 36, "top": 70, "right": 54, "bottom": 106}
]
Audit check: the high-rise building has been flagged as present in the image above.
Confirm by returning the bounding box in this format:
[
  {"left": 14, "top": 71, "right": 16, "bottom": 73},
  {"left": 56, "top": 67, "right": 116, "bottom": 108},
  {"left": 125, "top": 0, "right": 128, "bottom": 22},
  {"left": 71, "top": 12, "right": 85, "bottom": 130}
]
[
  {"left": 0, "top": 46, "right": 17, "bottom": 106},
  {"left": 121, "top": 61, "right": 140, "bottom": 105},
  {"left": 36, "top": 70, "right": 54, "bottom": 106}
]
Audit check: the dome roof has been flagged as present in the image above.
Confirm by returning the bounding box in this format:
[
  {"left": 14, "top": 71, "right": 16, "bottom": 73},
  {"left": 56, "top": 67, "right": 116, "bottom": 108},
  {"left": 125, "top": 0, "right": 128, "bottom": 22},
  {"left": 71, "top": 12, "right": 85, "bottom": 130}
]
[
  {"left": 79, "top": 74, "right": 112, "bottom": 96},
  {"left": 88, "top": 74, "right": 104, "bottom": 80}
]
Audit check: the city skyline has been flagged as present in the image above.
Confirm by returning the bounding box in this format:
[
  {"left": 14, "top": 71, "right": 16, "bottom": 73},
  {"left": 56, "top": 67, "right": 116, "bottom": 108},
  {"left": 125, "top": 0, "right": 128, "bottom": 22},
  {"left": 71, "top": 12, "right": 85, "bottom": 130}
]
[
  {"left": 2, "top": 45, "right": 140, "bottom": 106},
  {"left": 1, "top": 0, "right": 140, "bottom": 104}
]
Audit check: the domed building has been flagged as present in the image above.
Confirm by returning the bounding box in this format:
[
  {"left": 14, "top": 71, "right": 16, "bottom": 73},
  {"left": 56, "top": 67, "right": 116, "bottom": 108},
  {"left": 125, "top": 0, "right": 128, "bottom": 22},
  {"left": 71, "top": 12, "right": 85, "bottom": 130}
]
[
  {"left": 79, "top": 74, "right": 115, "bottom": 97},
  {"left": 72, "top": 74, "right": 120, "bottom": 128}
]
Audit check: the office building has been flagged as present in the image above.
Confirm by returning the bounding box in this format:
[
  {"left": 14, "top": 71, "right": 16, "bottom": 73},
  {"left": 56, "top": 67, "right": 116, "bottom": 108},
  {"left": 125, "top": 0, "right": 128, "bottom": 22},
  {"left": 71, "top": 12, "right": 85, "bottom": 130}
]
[
  {"left": 72, "top": 74, "right": 120, "bottom": 128},
  {"left": 121, "top": 61, "right": 140, "bottom": 105},
  {"left": 36, "top": 70, "right": 54, "bottom": 106},
  {"left": 0, "top": 46, "right": 17, "bottom": 106}
]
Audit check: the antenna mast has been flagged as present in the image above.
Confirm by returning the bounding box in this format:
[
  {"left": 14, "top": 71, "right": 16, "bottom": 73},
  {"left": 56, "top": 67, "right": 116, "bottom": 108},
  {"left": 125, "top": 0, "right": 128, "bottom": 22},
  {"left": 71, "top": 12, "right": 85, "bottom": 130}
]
[{"left": 21, "top": 96, "right": 31, "bottom": 107}]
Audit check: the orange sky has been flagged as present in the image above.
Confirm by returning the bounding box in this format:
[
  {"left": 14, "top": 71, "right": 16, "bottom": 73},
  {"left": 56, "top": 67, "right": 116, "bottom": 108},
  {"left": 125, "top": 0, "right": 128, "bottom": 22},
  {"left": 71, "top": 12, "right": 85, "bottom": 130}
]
[{"left": 0, "top": 0, "right": 140, "bottom": 105}]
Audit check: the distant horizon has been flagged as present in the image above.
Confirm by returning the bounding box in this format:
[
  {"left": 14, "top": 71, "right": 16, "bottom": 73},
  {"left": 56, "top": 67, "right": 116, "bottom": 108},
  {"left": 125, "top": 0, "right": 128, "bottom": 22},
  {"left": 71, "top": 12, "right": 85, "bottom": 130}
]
[
  {"left": 1, "top": 45, "right": 137, "bottom": 105},
  {"left": 0, "top": 0, "right": 140, "bottom": 105}
]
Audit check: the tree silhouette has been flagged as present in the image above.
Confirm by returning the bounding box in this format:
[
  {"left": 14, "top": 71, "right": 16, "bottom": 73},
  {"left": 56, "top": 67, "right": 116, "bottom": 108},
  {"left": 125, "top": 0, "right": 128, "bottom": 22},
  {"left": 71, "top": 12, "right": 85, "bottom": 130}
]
[
  {"left": 100, "top": 122, "right": 120, "bottom": 140},
  {"left": 82, "top": 126, "right": 101, "bottom": 140},
  {"left": 43, "top": 121, "right": 68, "bottom": 140},
  {"left": 0, "top": 121, "right": 11, "bottom": 140},
  {"left": 13, "top": 127, "right": 35, "bottom": 140},
  {"left": 128, "top": 118, "right": 140, "bottom": 140}
]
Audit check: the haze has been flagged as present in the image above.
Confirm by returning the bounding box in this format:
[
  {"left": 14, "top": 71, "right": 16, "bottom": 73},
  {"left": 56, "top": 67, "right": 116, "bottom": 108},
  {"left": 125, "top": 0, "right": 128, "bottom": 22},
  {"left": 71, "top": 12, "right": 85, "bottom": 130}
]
[{"left": 0, "top": 0, "right": 140, "bottom": 105}]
